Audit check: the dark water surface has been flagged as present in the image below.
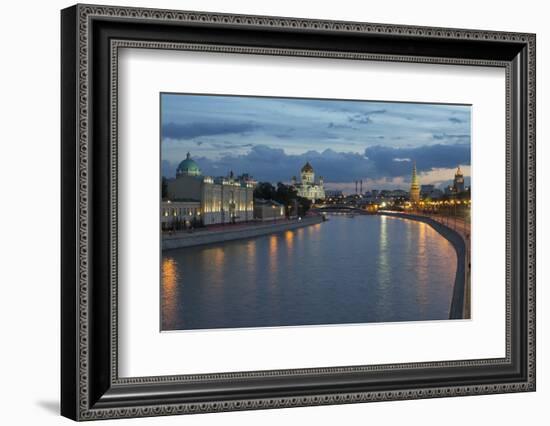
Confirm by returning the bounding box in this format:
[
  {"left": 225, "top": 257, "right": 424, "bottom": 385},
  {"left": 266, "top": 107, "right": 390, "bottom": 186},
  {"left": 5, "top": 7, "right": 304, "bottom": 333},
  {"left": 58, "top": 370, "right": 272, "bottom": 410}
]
[{"left": 161, "top": 215, "right": 457, "bottom": 330}]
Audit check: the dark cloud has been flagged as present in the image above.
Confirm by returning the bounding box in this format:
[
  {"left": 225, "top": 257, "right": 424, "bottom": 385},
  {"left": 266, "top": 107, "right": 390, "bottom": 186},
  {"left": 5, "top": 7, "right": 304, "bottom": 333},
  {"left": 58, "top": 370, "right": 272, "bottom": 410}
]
[
  {"left": 364, "top": 143, "right": 470, "bottom": 179},
  {"left": 163, "top": 143, "right": 470, "bottom": 184},
  {"left": 209, "top": 141, "right": 255, "bottom": 150},
  {"left": 432, "top": 133, "right": 470, "bottom": 142},
  {"left": 347, "top": 109, "right": 387, "bottom": 125},
  {"left": 328, "top": 122, "right": 356, "bottom": 130},
  {"left": 162, "top": 121, "right": 258, "bottom": 140},
  {"left": 448, "top": 117, "right": 464, "bottom": 124},
  {"left": 164, "top": 145, "right": 371, "bottom": 182},
  {"left": 348, "top": 113, "right": 372, "bottom": 124},
  {"left": 273, "top": 130, "right": 295, "bottom": 138}
]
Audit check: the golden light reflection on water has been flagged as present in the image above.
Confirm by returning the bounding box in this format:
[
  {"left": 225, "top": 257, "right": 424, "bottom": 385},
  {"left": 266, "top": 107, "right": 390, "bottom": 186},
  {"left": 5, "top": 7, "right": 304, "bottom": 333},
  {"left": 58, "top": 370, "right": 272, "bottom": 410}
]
[
  {"left": 284, "top": 230, "right": 298, "bottom": 265},
  {"left": 296, "top": 227, "right": 304, "bottom": 243},
  {"left": 246, "top": 239, "right": 257, "bottom": 270},
  {"left": 193, "top": 246, "right": 228, "bottom": 315},
  {"left": 269, "top": 234, "right": 278, "bottom": 251},
  {"left": 245, "top": 239, "right": 258, "bottom": 289},
  {"left": 377, "top": 216, "right": 391, "bottom": 312},
  {"left": 268, "top": 235, "right": 278, "bottom": 278},
  {"left": 285, "top": 230, "right": 294, "bottom": 250},
  {"left": 161, "top": 257, "right": 179, "bottom": 328},
  {"left": 405, "top": 219, "right": 413, "bottom": 251},
  {"left": 306, "top": 223, "right": 322, "bottom": 260},
  {"left": 379, "top": 215, "right": 389, "bottom": 274},
  {"left": 207, "top": 246, "right": 225, "bottom": 287},
  {"left": 414, "top": 223, "right": 457, "bottom": 312},
  {"left": 415, "top": 223, "right": 429, "bottom": 308},
  {"left": 309, "top": 223, "right": 321, "bottom": 234}
]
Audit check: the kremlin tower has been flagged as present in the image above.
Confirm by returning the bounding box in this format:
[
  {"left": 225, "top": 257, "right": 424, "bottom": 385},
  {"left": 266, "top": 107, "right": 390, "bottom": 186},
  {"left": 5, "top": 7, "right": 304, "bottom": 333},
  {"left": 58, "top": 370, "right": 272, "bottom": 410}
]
[{"left": 410, "top": 161, "right": 420, "bottom": 203}]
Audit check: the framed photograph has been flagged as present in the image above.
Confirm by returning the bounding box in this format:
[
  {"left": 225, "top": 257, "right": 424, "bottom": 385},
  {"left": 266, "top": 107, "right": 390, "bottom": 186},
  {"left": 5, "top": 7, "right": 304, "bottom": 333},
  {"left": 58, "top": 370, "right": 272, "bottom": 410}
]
[{"left": 61, "top": 4, "right": 536, "bottom": 421}]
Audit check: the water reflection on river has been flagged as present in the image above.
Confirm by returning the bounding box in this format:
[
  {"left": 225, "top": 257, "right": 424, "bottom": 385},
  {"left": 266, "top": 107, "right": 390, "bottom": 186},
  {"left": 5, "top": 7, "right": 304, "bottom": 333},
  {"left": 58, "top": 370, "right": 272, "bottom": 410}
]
[{"left": 161, "top": 215, "right": 457, "bottom": 331}]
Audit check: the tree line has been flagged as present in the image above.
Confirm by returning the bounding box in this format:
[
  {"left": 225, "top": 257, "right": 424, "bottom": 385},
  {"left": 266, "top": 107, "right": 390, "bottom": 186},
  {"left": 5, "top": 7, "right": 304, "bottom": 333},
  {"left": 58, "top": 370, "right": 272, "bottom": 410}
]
[{"left": 254, "top": 182, "right": 312, "bottom": 218}]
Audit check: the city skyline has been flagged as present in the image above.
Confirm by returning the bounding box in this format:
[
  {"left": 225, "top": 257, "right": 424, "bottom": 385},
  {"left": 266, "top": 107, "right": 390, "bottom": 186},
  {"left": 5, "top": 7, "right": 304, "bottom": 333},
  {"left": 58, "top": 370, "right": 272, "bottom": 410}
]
[{"left": 161, "top": 94, "right": 471, "bottom": 192}]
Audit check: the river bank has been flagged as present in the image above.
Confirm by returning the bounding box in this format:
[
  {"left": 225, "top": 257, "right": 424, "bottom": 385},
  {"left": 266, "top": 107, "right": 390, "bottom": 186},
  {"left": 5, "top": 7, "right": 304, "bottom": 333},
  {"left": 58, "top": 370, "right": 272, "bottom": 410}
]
[
  {"left": 162, "top": 216, "right": 324, "bottom": 250},
  {"left": 377, "top": 210, "right": 468, "bottom": 320}
]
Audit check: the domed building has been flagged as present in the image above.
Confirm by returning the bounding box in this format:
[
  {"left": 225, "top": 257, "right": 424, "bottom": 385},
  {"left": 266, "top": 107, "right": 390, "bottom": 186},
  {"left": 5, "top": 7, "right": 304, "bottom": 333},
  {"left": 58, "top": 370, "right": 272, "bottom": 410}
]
[
  {"left": 176, "top": 152, "right": 202, "bottom": 177},
  {"left": 165, "top": 153, "right": 255, "bottom": 226},
  {"left": 291, "top": 161, "right": 325, "bottom": 203}
]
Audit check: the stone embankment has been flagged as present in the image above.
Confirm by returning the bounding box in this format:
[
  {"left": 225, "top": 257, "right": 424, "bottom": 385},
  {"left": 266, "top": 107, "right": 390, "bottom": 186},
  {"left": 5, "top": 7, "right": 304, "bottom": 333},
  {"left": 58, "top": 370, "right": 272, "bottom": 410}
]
[{"left": 163, "top": 216, "right": 324, "bottom": 250}]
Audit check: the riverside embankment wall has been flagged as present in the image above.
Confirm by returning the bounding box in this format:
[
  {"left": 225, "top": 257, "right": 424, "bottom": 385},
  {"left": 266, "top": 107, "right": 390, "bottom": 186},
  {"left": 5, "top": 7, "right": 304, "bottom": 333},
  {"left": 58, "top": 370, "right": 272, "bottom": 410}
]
[{"left": 163, "top": 216, "right": 324, "bottom": 250}]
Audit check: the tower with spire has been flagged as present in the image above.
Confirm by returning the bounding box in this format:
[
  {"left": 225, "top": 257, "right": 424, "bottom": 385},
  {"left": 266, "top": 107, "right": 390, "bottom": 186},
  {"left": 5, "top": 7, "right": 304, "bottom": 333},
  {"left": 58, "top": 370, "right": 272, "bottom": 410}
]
[
  {"left": 453, "top": 165, "right": 465, "bottom": 193},
  {"left": 410, "top": 161, "right": 420, "bottom": 203}
]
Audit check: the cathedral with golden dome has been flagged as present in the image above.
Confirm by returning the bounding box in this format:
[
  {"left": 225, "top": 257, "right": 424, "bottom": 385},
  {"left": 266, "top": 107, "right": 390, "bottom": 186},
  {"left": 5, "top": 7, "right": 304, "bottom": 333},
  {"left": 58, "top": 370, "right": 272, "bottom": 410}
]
[{"left": 291, "top": 162, "right": 325, "bottom": 203}]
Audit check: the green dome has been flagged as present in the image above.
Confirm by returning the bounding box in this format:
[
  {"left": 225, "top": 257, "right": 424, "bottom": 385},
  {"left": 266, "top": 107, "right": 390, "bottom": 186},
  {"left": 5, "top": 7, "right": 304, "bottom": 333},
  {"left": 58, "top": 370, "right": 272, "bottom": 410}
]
[{"left": 177, "top": 153, "right": 201, "bottom": 176}]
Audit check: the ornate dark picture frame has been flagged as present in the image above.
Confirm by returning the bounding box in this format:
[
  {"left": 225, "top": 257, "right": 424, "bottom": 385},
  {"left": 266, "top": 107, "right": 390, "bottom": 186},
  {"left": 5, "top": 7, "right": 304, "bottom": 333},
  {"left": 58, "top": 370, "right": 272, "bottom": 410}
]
[{"left": 61, "top": 4, "right": 536, "bottom": 421}]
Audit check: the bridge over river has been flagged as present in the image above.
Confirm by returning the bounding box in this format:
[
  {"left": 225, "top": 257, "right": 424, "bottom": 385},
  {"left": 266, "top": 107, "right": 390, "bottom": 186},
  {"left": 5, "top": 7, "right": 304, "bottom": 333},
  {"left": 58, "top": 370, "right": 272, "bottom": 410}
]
[{"left": 311, "top": 205, "right": 370, "bottom": 215}]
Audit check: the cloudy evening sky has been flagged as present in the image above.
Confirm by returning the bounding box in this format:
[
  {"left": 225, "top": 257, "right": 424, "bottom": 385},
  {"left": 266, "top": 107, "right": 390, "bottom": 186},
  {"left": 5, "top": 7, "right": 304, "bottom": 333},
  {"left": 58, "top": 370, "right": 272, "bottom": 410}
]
[{"left": 161, "top": 93, "right": 471, "bottom": 192}]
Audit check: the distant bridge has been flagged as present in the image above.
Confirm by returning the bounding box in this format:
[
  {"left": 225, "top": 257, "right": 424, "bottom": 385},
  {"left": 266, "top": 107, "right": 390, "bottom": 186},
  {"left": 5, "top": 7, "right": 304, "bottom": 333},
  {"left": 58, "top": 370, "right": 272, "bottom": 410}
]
[{"left": 311, "top": 205, "right": 371, "bottom": 215}]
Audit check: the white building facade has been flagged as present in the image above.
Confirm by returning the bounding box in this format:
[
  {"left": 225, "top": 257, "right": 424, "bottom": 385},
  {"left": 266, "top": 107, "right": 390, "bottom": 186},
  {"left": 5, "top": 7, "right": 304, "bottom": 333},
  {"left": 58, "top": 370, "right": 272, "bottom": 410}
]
[
  {"left": 161, "top": 200, "right": 201, "bottom": 231},
  {"left": 292, "top": 162, "right": 325, "bottom": 203},
  {"left": 165, "top": 153, "right": 255, "bottom": 226}
]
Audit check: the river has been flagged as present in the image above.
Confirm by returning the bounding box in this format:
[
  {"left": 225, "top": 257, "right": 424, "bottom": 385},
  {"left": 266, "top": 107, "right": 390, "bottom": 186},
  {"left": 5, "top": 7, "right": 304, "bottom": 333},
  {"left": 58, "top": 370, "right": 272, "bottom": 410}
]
[{"left": 161, "top": 215, "right": 457, "bottom": 331}]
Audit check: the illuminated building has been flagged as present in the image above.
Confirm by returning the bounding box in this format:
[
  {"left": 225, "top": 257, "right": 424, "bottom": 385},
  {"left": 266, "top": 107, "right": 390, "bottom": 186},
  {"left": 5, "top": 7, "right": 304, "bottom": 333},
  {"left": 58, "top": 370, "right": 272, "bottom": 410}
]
[
  {"left": 409, "top": 161, "right": 421, "bottom": 203},
  {"left": 445, "top": 166, "right": 467, "bottom": 196},
  {"left": 291, "top": 162, "right": 325, "bottom": 202},
  {"left": 161, "top": 200, "right": 201, "bottom": 230},
  {"left": 254, "top": 199, "right": 286, "bottom": 221},
  {"left": 453, "top": 166, "right": 465, "bottom": 193},
  {"left": 166, "top": 153, "right": 255, "bottom": 225}
]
